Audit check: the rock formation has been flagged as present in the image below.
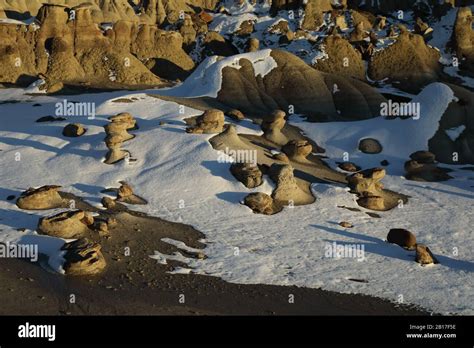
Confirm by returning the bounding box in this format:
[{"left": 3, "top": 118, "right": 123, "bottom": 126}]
[
  {"left": 404, "top": 151, "right": 452, "bottom": 181},
  {"left": 269, "top": 164, "right": 315, "bottom": 205},
  {"left": 281, "top": 140, "right": 312, "bottom": 162},
  {"left": 61, "top": 238, "right": 107, "bottom": 275},
  {"left": 63, "top": 123, "right": 86, "bottom": 137},
  {"left": 261, "top": 110, "right": 288, "bottom": 145},
  {"left": 186, "top": 109, "right": 225, "bottom": 134},
  {"left": 243, "top": 192, "right": 278, "bottom": 215},
  {"left": 38, "top": 210, "right": 94, "bottom": 238},
  {"left": 16, "top": 185, "right": 64, "bottom": 210},
  {"left": 230, "top": 163, "right": 263, "bottom": 188},
  {"left": 415, "top": 244, "right": 439, "bottom": 265},
  {"left": 104, "top": 113, "right": 136, "bottom": 164},
  {"left": 387, "top": 228, "right": 417, "bottom": 250},
  {"left": 346, "top": 168, "right": 387, "bottom": 211},
  {"left": 368, "top": 30, "right": 441, "bottom": 91}
]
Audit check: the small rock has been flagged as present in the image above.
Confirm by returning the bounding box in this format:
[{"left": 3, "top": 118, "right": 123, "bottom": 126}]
[
  {"left": 338, "top": 162, "right": 360, "bottom": 172},
  {"left": 61, "top": 238, "right": 107, "bottom": 276},
  {"left": 416, "top": 244, "right": 439, "bottom": 265},
  {"left": 35, "top": 116, "right": 66, "bottom": 123},
  {"left": 410, "top": 151, "right": 436, "bottom": 164},
  {"left": 380, "top": 160, "right": 390, "bottom": 166},
  {"left": 273, "top": 152, "right": 289, "bottom": 163},
  {"left": 62, "top": 123, "right": 86, "bottom": 137},
  {"left": 387, "top": 228, "right": 417, "bottom": 250},
  {"left": 16, "top": 185, "right": 64, "bottom": 210},
  {"left": 227, "top": 109, "right": 245, "bottom": 121},
  {"left": 339, "top": 221, "right": 353, "bottom": 228},
  {"left": 359, "top": 138, "right": 382, "bottom": 154},
  {"left": 101, "top": 196, "right": 116, "bottom": 209},
  {"left": 6, "top": 195, "right": 15, "bottom": 201},
  {"left": 230, "top": 163, "right": 263, "bottom": 188},
  {"left": 244, "top": 192, "right": 275, "bottom": 215}
]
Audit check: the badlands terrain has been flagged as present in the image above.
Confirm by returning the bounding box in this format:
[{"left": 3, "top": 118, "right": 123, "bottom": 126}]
[{"left": 0, "top": 0, "right": 473, "bottom": 315}]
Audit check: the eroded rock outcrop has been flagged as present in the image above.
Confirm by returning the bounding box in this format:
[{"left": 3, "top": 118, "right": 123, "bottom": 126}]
[
  {"left": 104, "top": 113, "right": 136, "bottom": 164},
  {"left": 346, "top": 168, "right": 387, "bottom": 211},
  {"left": 261, "top": 110, "right": 288, "bottom": 145},
  {"left": 16, "top": 185, "right": 64, "bottom": 210},
  {"left": 269, "top": 163, "right": 315, "bottom": 205},
  {"left": 186, "top": 109, "right": 225, "bottom": 134},
  {"left": 62, "top": 238, "right": 107, "bottom": 275},
  {"left": 230, "top": 163, "right": 263, "bottom": 188},
  {"left": 38, "top": 210, "right": 94, "bottom": 238}
]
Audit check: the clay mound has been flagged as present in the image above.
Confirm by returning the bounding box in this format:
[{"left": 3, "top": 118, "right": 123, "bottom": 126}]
[
  {"left": 61, "top": 238, "right": 107, "bottom": 276},
  {"left": 38, "top": 210, "right": 94, "bottom": 238},
  {"left": 314, "top": 34, "right": 366, "bottom": 80},
  {"left": 217, "top": 50, "right": 386, "bottom": 121},
  {"left": 269, "top": 163, "right": 315, "bottom": 206},
  {"left": 368, "top": 31, "right": 441, "bottom": 91},
  {"left": 16, "top": 185, "right": 65, "bottom": 210}
]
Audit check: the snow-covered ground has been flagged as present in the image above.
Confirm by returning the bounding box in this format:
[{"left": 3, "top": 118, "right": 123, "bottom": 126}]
[{"left": 0, "top": 76, "right": 473, "bottom": 314}]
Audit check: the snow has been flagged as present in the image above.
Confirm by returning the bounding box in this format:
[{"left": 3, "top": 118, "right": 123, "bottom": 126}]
[
  {"left": 445, "top": 125, "right": 466, "bottom": 142},
  {"left": 0, "top": 79, "right": 473, "bottom": 314},
  {"left": 158, "top": 49, "right": 277, "bottom": 98}
]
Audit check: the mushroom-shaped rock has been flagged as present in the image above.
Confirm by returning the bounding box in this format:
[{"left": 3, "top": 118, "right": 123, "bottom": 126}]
[
  {"left": 62, "top": 238, "right": 107, "bottom": 275},
  {"left": 261, "top": 110, "right": 288, "bottom": 145},
  {"left": 347, "top": 168, "right": 387, "bottom": 211},
  {"left": 16, "top": 185, "right": 64, "bottom": 210},
  {"left": 38, "top": 210, "right": 93, "bottom": 238},
  {"left": 282, "top": 140, "right": 312, "bottom": 161},
  {"left": 187, "top": 109, "right": 225, "bottom": 134},
  {"left": 269, "top": 164, "right": 314, "bottom": 205}
]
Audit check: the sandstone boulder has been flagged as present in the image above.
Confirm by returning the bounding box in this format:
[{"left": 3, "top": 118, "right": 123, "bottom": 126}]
[
  {"left": 38, "top": 210, "right": 93, "bottom": 238},
  {"left": 63, "top": 123, "right": 86, "bottom": 137},
  {"left": 416, "top": 244, "right": 439, "bottom": 265},
  {"left": 62, "top": 238, "right": 107, "bottom": 276},
  {"left": 16, "top": 185, "right": 64, "bottom": 210},
  {"left": 230, "top": 163, "right": 263, "bottom": 188}
]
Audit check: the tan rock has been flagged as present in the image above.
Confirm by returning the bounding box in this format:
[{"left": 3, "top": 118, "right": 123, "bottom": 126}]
[
  {"left": 62, "top": 238, "right": 107, "bottom": 276},
  {"left": 16, "top": 185, "right": 64, "bottom": 210},
  {"left": 282, "top": 140, "right": 312, "bottom": 162},
  {"left": 416, "top": 244, "right": 439, "bottom": 265},
  {"left": 244, "top": 192, "right": 275, "bottom": 215},
  {"left": 261, "top": 110, "right": 288, "bottom": 145},
  {"left": 38, "top": 210, "right": 92, "bottom": 238},
  {"left": 230, "top": 163, "right": 262, "bottom": 188}
]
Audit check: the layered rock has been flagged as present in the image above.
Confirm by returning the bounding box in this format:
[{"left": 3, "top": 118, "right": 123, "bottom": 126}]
[
  {"left": 261, "top": 110, "right": 288, "bottom": 145},
  {"left": 16, "top": 185, "right": 64, "bottom": 210},
  {"left": 269, "top": 164, "right": 315, "bottom": 205},
  {"left": 368, "top": 31, "right": 441, "bottom": 91},
  {"left": 61, "top": 238, "right": 107, "bottom": 275},
  {"left": 346, "top": 168, "right": 387, "bottom": 211},
  {"left": 186, "top": 109, "right": 225, "bottom": 134},
  {"left": 104, "top": 113, "right": 136, "bottom": 164},
  {"left": 38, "top": 210, "right": 94, "bottom": 238},
  {"left": 230, "top": 163, "right": 263, "bottom": 188}
]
